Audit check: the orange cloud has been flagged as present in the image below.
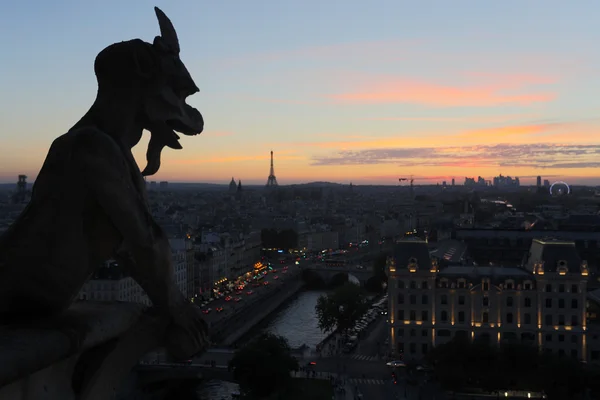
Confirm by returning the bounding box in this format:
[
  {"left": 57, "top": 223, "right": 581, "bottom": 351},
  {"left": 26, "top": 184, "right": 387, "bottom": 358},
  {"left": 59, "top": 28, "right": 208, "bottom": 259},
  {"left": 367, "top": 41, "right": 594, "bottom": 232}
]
[
  {"left": 360, "top": 113, "right": 540, "bottom": 124},
  {"left": 329, "top": 74, "right": 556, "bottom": 106},
  {"left": 289, "top": 120, "right": 593, "bottom": 151},
  {"left": 171, "top": 153, "right": 303, "bottom": 165}
]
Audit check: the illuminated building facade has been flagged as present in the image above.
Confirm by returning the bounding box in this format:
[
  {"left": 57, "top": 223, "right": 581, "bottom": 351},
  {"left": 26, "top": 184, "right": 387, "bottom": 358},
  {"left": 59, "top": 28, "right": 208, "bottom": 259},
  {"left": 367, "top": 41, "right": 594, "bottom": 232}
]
[{"left": 387, "top": 239, "right": 594, "bottom": 363}]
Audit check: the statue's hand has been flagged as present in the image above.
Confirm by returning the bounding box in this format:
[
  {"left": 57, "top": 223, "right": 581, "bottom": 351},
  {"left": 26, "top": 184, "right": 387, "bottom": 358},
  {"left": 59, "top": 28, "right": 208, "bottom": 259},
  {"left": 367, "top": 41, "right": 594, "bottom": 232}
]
[{"left": 165, "top": 301, "right": 210, "bottom": 359}]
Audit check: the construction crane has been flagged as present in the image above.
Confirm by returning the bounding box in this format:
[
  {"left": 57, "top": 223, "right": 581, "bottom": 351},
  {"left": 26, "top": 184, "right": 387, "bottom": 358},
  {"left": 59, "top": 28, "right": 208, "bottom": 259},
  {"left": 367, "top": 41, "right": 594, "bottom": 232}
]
[
  {"left": 398, "top": 175, "right": 414, "bottom": 186},
  {"left": 399, "top": 176, "right": 415, "bottom": 197}
]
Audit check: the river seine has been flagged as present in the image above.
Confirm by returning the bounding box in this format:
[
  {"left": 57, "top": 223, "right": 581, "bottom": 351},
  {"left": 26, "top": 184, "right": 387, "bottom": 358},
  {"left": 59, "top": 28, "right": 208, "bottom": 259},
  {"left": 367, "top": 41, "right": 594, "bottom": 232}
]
[{"left": 197, "top": 290, "right": 327, "bottom": 399}]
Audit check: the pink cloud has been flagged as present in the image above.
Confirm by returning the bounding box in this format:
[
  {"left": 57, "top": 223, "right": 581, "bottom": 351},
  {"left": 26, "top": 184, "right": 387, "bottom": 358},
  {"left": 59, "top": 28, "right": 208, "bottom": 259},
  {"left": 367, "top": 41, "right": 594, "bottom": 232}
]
[{"left": 328, "top": 74, "right": 557, "bottom": 107}]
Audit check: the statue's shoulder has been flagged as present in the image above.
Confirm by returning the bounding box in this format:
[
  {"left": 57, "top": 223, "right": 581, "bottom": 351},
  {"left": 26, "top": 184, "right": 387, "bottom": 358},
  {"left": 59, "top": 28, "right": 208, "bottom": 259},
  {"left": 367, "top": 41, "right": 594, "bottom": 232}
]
[{"left": 51, "top": 126, "right": 126, "bottom": 164}]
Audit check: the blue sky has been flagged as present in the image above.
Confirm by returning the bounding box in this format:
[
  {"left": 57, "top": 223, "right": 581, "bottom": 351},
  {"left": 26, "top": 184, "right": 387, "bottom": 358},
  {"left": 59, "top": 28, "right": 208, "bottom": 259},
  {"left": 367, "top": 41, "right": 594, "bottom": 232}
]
[{"left": 1, "top": 1, "right": 600, "bottom": 185}]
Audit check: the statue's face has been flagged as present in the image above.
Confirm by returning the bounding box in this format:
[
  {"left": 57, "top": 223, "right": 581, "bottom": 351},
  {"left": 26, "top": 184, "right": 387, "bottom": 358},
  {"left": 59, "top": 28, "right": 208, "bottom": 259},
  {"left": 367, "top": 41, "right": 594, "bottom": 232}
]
[
  {"left": 140, "top": 8, "right": 204, "bottom": 176},
  {"left": 142, "top": 46, "right": 204, "bottom": 150}
]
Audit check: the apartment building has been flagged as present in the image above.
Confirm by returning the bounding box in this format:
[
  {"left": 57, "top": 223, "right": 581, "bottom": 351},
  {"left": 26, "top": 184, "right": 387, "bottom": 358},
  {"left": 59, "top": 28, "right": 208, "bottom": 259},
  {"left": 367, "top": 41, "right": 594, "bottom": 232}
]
[{"left": 387, "top": 238, "right": 594, "bottom": 363}]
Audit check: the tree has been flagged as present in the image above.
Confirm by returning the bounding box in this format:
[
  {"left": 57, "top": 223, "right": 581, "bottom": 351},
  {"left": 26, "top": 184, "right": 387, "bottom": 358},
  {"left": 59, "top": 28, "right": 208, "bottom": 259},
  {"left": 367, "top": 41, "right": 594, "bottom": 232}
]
[
  {"left": 315, "top": 283, "right": 368, "bottom": 335},
  {"left": 229, "top": 333, "right": 299, "bottom": 398}
]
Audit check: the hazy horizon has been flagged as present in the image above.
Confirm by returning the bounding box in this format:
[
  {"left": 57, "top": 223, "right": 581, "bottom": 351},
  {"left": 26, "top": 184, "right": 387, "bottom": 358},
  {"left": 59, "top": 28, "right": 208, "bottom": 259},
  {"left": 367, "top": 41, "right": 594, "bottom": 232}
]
[{"left": 2, "top": 1, "right": 600, "bottom": 185}]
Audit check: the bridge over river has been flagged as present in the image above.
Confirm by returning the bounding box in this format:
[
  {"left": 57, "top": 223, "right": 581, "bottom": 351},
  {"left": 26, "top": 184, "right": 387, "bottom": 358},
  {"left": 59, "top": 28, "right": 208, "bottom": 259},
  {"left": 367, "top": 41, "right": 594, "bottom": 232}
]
[{"left": 305, "top": 263, "right": 374, "bottom": 286}]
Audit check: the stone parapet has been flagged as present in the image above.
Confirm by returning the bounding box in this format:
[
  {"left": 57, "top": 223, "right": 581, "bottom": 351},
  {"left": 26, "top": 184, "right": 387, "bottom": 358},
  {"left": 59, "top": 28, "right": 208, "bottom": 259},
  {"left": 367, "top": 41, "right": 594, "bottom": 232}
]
[{"left": 0, "top": 302, "right": 159, "bottom": 400}]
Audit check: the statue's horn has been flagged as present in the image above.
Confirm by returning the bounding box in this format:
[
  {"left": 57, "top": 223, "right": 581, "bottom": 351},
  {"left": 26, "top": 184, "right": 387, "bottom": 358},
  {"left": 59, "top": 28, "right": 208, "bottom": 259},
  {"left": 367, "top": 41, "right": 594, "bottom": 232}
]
[{"left": 154, "top": 7, "right": 180, "bottom": 54}]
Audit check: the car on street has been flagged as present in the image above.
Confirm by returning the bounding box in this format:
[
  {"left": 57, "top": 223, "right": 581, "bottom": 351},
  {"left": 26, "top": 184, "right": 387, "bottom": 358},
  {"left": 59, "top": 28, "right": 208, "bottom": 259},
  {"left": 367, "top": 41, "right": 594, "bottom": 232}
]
[
  {"left": 202, "top": 308, "right": 211, "bottom": 314},
  {"left": 386, "top": 360, "right": 406, "bottom": 367}
]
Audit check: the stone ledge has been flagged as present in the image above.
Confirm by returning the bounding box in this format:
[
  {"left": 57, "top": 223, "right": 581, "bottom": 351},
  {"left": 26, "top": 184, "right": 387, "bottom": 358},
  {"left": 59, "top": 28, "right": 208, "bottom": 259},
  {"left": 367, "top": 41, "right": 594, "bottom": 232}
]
[{"left": 0, "top": 301, "right": 146, "bottom": 388}]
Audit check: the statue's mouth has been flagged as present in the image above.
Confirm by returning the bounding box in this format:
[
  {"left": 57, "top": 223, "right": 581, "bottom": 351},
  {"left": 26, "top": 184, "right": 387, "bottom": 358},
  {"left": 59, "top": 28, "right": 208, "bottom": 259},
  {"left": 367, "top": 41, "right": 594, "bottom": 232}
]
[
  {"left": 142, "top": 96, "right": 203, "bottom": 176},
  {"left": 162, "top": 100, "right": 204, "bottom": 149}
]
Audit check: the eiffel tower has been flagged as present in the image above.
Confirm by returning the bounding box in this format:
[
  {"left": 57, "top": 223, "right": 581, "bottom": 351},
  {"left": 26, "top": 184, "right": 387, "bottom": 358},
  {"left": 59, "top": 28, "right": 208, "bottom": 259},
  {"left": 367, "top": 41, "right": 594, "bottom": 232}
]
[{"left": 266, "top": 150, "right": 278, "bottom": 187}]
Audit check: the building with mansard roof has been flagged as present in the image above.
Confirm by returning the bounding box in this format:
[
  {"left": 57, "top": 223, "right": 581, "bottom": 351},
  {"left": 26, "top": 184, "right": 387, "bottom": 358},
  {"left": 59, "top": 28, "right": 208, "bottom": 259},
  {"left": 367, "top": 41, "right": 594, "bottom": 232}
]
[{"left": 387, "top": 238, "right": 594, "bottom": 363}]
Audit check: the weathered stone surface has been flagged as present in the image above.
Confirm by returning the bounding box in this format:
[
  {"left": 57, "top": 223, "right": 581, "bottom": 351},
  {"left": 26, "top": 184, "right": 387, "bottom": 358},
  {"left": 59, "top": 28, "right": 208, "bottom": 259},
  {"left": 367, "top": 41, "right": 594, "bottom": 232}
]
[{"left": 0, "top": 302, "right": 145, "bottom": 387}]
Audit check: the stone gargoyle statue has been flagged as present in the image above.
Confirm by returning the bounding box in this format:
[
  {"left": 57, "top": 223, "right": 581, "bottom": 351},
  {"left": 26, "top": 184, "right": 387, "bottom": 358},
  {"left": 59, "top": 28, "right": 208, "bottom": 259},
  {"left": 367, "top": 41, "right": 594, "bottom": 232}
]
[{"left": 0, "top": 7, "right": 208, "bottom": 362}]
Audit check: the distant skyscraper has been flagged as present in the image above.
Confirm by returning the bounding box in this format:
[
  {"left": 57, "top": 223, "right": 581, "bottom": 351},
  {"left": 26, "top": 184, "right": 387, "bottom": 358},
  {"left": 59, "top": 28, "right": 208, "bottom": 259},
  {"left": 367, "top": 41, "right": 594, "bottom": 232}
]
[
  {"left": 544, "top": 179, "right": 550, "bottom": 187},
  {"left": 536, "top": 176, "right": 542, "bottom": 187},
  {"left": 451, "top": 178, "right": 455, "bottom": 186}
]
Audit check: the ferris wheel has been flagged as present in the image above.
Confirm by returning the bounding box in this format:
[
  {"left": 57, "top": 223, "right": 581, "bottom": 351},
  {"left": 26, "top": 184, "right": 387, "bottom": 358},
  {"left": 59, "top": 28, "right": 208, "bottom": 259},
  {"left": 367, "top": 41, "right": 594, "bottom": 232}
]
[{"left": 549, "top": 181, "right": 570, "bottom": 196}]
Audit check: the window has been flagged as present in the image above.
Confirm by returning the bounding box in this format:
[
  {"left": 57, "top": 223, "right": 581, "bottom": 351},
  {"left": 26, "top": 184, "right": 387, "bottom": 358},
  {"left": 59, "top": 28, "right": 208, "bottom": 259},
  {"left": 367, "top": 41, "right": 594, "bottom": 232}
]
[
  {"left": 524, "top": 297, "right": 532, "bottom": 307},
  {"left": 524, "top": 313, "right": 531, "bottom": 324},
  {"left": 410, "top": 294, "right": 416, "bottom": 305},
  {"left": 398, "top": 281, "right": 405, "bottom": 289},
  {"left": 458, "top": 281, "right": 465, "bottom": 289},
  {"left": 545, "top": 284, "right": 552, "bottom": 293},
  {"left": 409, "top": 343, "right": 416, "bottom": 354},
  {"left": 559, "top": 299, "right": 565, "bottom": 308},
  {"left": 571, "top": 335, "right": 578, "bottom": 344},
  {"left": 545, "top": 298, "right": 552, "bottom": 308},
  {"left": 482, "top": 312, "right": 489, "bottom": 323},
  {"left": 572, "top": 299, "right": 578, "bottom": 309},
  {"left": 559, "top": 334, "right": 565, "bottom": 342},
  {"left": 422, "top": 295, "right": 428, "bottom": 305},
  {"left": 410, "top": 329, "right": 416, "bottom": 337},
  {"left": 398, "top": 329, "right": 404, "bottom": 337},
  {"left": 422, "top": 330, "right": 428, "bottom": 337},
  {"left": 559, "top": 284, "right": 565, "bottom": 293},
  {"left": 458, "top": 311, "right": 465, "bottom": 323},
  {"left": 483, "top": 282, "right": 489, "bottom": 291},
  {"left": 421, "top": 310, "right": 428, "bottom": 322},
  {"left": 545, "top": 314, "right": 552, "bottom": 326},
  {"left": 441, "top": 310, "right": 448, "bottom": 322},
  {"left": 458, "top": 295, "right": 465, "bottom": 305},
  {"left": 421, "top": 343, "right": 428, "bottom": 355},
  {"left": 571, "top": 349, "right": 578, "bottom": 359},
  {"left": 398, "top": 310, "right": 405, "bottom": 320},
  {"left": 506, "top": 313, "right": 513, "bottom": 324},
  {"left": 410, "top": 310, "right": 416, "bottom": 320},
  {"left": 506, "top": 282, "right": 514, "bottom": 290},
  {"left": 441, "top": 295, "right": 448, "bottom": 305},
  {"left": 545, "top": 334, "right": 552, "bottom": 342},
  {"left": 421, "top": 281, "right": 428, "bottom": 289},
  {"left": 559, "top": 315, "right": 565, "bottom": 325},
  {"left": 483, "top": 297, "right": 489, "bottom": 307},
  {"left": 524, "top": 282, "right": 532, "bottom": 290},
  {"left": 398, "top": 294, "right": 404, "bottom": 304},
  {"left": 571, "top": 284, "right": 578, "bottom": 293},
  {"left": 507, "top": 297, "right": 513, "bottom": 307},
  {"left": 410, "top": 281, "right": 416, "bottom": 289},
  {"left": 571, "top": 315, "right": 579, "bottom": 326}
]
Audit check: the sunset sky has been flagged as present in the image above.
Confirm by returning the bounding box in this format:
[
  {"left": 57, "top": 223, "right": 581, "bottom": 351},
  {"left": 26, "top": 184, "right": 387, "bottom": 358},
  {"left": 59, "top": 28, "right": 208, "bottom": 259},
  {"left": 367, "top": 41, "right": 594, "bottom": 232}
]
[{"left": 1, "top": 1, "right": 600, "bottom": 185}]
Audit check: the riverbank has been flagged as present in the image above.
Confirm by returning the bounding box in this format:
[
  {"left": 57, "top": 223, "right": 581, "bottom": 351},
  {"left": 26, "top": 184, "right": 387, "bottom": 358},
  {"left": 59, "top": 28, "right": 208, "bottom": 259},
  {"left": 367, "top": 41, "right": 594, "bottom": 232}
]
[
  {"left": 220, "top": 280, "right": 305, "bottom": 346},
  {"left": 233, "top": 287, "right": 306, "bottom": 347}
]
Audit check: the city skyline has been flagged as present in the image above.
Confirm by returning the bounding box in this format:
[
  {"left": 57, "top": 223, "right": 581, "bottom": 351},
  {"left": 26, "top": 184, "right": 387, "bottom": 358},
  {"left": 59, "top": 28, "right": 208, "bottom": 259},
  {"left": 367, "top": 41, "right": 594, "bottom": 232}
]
[{"left": 2, "top": 1, "right": 600, "bottom": 185}]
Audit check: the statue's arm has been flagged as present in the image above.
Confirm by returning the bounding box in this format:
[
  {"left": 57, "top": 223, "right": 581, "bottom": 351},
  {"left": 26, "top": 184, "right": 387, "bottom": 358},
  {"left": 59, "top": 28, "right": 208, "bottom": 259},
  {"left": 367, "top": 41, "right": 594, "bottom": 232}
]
[{"left": 74, "top": 130, "right": 185, "bottom": 313}]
